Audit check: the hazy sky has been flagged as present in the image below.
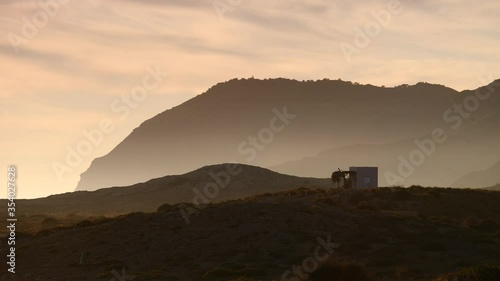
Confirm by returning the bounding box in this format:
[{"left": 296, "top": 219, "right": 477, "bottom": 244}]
[{"left": 1, "top": 0, "right": 499, "bottom": 198}]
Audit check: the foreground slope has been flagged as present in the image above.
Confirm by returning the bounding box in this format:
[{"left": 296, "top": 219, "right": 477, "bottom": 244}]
[
  {"left": 76, "top": 78, "right": 500, "bottom": 191},
  {"left": 7, "top": 187, "right": 500, "bottom": 280}
]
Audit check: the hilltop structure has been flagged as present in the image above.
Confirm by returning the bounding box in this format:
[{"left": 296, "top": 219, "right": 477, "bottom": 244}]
[{"left": 331, "top": 167, "right": 378, "bottom": 189}]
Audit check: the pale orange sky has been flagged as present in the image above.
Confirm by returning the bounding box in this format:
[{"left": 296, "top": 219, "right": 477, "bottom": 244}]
[{"left": 1, "top": 0, "right": 500, "bottom": 198}]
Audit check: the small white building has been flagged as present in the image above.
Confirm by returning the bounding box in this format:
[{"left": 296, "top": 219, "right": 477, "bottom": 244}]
[{"left": 349, "top": 167, "right": 378, "bottom": 188}]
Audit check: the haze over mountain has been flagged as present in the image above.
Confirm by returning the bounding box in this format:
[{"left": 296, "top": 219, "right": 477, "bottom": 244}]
[
  {"left": 453, "top": 160, "right": 500, "bottom": 189},
  {"left": 272, "top": 132, "right": 499, "bottom": 187},
  {"left": 75, "top": 78, "right": 500, "bottom": 191}
]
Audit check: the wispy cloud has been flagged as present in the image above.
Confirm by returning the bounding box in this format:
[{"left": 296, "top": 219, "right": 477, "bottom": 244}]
[{"left": 1, "top": 0, "right": 499, "bottom": 198}]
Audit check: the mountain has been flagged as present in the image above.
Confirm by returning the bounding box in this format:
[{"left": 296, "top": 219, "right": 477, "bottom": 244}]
[
  {"left": 489, "top": 183, "right": 500, "bottom": 190},
  {"left": 453, "top": 161, "right": 500, "bottom": 188},
  {"left": 76, "top": 78, "right": 500, "bottom": 191},
  {"left": 271, "top": 132, "right": 500, "bottom": 187},
  {"left": 16, "top": 164, "right": 330, "bottom": 215}
]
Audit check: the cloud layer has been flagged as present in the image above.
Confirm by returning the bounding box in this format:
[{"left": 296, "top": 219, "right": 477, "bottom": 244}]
[{"left": 1, "top": 0, "right": 499, "bottom": 198}]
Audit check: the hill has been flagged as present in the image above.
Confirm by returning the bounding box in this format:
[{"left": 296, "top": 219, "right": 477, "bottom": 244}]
[
  {"left": 271, "top": 126, "right": 500, "bottom": 187},
  {"left": 6, "top": 187, "right": 500, "bottom": 280},
  {"left": 75, "top": 78, "right": 500, "bottom": 191},
  {"left": 9, "top": 164, "right": 330, "bottom": 217},
  {"left": 489, "top": 183, "right": 500, "bottom": 190},
  {"left": 453, "top": 161, "right": 500, "bottom": 188}
]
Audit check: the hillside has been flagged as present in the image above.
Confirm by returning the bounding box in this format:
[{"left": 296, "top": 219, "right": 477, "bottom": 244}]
[
  {"left": 7, "top": 164, "right": 330, "bottom": 217},
  {"left": 453, "top": 161, "right": 500, "bottom": 188},
  {"left": 489, "top": 183, "right": 500, "bottom": 190},
  {"left": 76, "top": 78, "right": 500, "bottom": 191},
  {"left": 5, "top": 187, "right": 500, "bottom": 281},
  {"left": 271, "top": 127, "right": 500, "bottom": 187}
]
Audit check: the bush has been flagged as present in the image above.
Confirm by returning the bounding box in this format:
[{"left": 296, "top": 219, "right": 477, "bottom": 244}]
[
  {"left": 134, "top": 269, "right": 172, "bottom": 281},
  {"left": 203, "top": 268, "right": 265, "bottom": 280},
  {"left": 40, "top": 217, "right": 61, "bottom": 228},
  {"left": 357, "top": 203, "right": 378, "bottom": 211},
  {"left": 391, "top": 189, "right": 412, "bottom": 201},
  {"left": 74, "top": 219, "right": 93, "bottom": 229},
  {"left": 419, "top": 242, "right": 447, "bottom": 252},
  {"left": 157, "top": 203, "right": 176, "bottom": 213},
  {"left": 476, "top": 219, "right": 500, "bottom": 233},
  {"left": 462, "top": 216, "right": 479, "bottom": 228},
  {"left": 435, "top": 265, "right": 500, "bottom": 281},
  {"left": 309, "top": 261, "right": 374, "bottom": 281},
  {"left": 203, "top": 268, "right": 234, "bottom": 279},
  {"left": 347, "top": 191, "right": 366, "bottom": 205}
]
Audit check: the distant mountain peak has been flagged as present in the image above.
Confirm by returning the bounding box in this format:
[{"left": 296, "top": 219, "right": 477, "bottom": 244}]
[{"left": 75, "top": 77, "right": 500, "bottom": 191}]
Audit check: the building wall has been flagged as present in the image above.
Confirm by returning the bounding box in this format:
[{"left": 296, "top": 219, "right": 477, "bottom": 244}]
[{"left": 349, "top": 167, "right": 378, "bottom": 188}]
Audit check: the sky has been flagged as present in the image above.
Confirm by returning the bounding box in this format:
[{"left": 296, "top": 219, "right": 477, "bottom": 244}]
[{"left": 1, "top": 0, "right": 499, "bottom": 199}]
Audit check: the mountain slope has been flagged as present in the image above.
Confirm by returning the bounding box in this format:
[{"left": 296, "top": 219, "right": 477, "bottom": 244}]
[
  {"left": 76, "top": 78, "right": 500, "bottom": 191},
  {"left": 488, "top": 183, "right": 500, "bottom": 190},
  {"left": 453, "top": 161, "right": 500, "bottom": 188},
  {"left": 271, "top": 113, "right": 500, "bottom": 187}
]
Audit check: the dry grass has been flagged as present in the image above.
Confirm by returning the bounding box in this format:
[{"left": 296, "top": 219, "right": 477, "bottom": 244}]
[{"left": 3, "top": 187, "right": 500, "bottom": 280}]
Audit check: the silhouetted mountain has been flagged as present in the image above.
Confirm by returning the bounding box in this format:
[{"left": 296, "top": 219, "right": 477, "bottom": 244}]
[
  {"left": 453, "top": 161, "right": 500, "bottom": 188},
  {"left": 76, "top": 78, "right": 500, "bottom": 191}
]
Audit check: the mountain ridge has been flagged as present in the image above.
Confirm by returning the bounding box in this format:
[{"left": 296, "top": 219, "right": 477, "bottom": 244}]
[
  {"left": 453, "top": 161, "right": 500, "bottom": 188},
  {"left": 76, "top": 77, "right": 500, "bottom": 191}
]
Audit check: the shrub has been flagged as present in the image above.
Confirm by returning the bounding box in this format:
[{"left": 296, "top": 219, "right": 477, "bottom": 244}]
[
  {"left": 134, "top": 269, "right": 171, "bottom": 281},
  {"left": 419, "top": 242, "right": 447, "bottom": 252},
  {"left": 493, "top": 228, "right": 500, "bottom": 238},
  {"left": 222, "top": 262, "right": 246, "bottom": 270},
  {"left": 357, "top": 203, "right": 378, "bottom": 211},
  {"left": 157, "top": 203, "right": 176, "bottom": 213},
  {"left": 462, "top": 216, "right": 479, "bottom": 228},
  {"left": 40, "top": 217, "right": 61, "bottom": 228},
  {"left": 391, "top": 189, "right": 412, "bottom": 201},
  {"left": 435, "top": 265, "right": 500, "bottom": 281},
  {"left": 203, "top": 268, "right": 236, "bottom": 279},
  {"left": 309, "top": 261, "right": 374, "bottom": 281},
  {"left": 476, "top": 219, "right": 500, "bottom": 233},
  {"left": 203, "top": 268, "right": 265, "bottom": 280},
  {"left": 74, "top": 219, "right": 93, "bottom": 229},
  {"left": 347, "top": 191, "right": 366, "bottom": 205}
]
